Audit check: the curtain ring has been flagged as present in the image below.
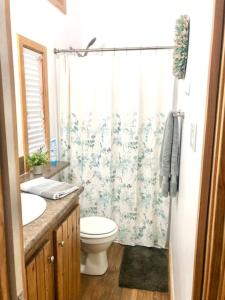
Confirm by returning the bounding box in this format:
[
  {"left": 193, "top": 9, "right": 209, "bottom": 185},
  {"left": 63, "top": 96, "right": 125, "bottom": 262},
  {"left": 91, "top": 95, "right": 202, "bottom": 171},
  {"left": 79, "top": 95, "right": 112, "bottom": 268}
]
[{"left": 69, "top": 46, "right": 74, "bottom": 57}]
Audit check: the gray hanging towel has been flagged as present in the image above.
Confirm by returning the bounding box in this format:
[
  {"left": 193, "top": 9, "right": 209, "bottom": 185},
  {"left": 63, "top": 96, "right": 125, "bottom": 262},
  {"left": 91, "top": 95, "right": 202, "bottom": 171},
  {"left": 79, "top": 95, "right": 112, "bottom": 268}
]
[{"left": 160, "top": 112, "right": 180, "bottom": 197}]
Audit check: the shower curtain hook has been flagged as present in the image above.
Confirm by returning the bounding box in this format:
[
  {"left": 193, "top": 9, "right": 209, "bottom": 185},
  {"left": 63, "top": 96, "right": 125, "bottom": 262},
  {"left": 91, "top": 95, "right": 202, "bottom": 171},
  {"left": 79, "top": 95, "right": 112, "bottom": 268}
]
[{"left": 69, "top": 46, "right": 75, "bottom": 57}]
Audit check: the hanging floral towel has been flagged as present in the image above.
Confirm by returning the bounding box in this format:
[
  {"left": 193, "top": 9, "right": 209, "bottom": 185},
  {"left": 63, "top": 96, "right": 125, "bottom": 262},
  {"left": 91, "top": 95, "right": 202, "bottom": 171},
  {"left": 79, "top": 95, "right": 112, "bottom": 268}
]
[{"left": 173, "top": 15, "right": 190, "bottom": 79}]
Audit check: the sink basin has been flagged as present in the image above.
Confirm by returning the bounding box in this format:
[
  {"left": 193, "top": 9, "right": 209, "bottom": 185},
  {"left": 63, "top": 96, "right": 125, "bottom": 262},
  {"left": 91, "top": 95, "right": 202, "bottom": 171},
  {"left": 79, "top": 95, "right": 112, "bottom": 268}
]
[{"left": 21, "top": 193, "right": 47, "bottom": 226}]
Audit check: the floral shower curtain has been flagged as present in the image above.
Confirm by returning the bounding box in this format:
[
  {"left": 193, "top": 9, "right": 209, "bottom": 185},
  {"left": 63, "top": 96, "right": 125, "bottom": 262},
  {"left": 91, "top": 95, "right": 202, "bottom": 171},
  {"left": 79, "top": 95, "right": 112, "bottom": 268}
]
[{"left": 56, "top": 50, "right": 174, "bottom": 248}]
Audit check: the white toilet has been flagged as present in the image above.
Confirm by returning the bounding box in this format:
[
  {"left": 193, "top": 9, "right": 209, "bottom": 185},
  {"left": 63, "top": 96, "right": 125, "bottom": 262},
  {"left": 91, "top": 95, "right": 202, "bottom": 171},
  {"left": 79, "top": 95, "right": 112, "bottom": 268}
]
[{"left": 80, "top": 216, "right": 118, "bottom": 275}]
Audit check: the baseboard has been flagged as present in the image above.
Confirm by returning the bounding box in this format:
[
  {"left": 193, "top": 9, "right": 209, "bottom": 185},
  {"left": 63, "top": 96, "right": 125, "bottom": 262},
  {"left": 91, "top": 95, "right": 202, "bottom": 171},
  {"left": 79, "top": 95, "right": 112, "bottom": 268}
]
[{"left": 169, "top": 245, "right": 175, "bottom": 300}]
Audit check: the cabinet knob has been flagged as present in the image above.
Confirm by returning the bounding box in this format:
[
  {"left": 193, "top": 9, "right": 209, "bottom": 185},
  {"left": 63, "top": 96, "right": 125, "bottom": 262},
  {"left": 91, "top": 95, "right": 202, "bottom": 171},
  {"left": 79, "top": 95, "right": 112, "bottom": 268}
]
[
  {"left": 48, "top": 256, "right": 55, "bottom": 263},
  {"left": 59, "top": 240, "right": 65, "bottom": 247}
]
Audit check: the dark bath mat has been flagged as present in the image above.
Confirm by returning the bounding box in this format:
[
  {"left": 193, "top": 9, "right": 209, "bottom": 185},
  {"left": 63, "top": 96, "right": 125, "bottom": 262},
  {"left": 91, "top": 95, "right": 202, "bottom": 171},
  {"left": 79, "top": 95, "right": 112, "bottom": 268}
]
[{"left": 119, "top": 245, "right": 168, "bottom": 292}]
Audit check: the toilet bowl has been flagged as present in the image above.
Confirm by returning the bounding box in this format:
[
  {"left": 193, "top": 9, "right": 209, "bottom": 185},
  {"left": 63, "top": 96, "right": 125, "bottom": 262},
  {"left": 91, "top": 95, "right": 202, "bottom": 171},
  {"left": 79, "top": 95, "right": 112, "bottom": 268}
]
[{"left": 80, "top": 216, "right": 118, "bottom": 275}]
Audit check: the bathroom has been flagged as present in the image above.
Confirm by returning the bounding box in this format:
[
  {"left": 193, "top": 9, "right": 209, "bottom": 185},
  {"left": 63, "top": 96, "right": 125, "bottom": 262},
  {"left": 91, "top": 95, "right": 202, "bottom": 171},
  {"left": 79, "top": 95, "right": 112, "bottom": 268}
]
[{"left": 0, "top": 0, "right": 224, "bottom": 299}]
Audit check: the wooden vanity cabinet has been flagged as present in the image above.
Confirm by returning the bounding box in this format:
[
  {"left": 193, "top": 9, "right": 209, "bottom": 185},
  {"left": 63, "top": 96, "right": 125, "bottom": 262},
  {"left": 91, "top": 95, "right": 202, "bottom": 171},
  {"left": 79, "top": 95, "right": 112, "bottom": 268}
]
[
  {"left": 54, "top": 205, "right": 80, "bottom": 300},
  {"left": 26, "top": 239, "right": 55, "bottom": 300},
  {"left": 25, "top": 205, "right": 80, "bottom": 300}
]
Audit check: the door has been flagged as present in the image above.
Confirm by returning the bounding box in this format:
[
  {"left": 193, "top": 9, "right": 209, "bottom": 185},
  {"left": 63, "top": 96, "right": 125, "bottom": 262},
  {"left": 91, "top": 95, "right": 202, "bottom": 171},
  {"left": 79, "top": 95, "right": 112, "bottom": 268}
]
[
  {"left": 26, "top": 239, "right": 55, "bottom": 300},
  {"left": 201, "top": 24, "right": 225, "bottom": 299},
  {"left": 0, "top": 172, "right": 10, "bottom": 299},
  {"left": 54, "top": 205, "right": 80, "bottom": 300},
  {"left": 192, "top": 0, "right": 225, "bottom": 298},
  {"left": 0, "top": 0, "right": 27, "bottom": 298}
]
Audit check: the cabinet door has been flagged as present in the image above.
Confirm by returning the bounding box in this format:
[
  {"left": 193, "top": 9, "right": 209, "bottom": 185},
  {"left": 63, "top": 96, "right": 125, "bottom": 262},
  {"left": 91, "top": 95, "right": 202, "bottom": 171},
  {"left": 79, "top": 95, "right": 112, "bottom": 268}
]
[
  {"left": 26, "top": 239, "right": 55, "bottom": 300},
  {"left": 54, "top": 205, "right": 80, "bottom": 300},
  {"left": 73, "top": 205, "right": 80, "bottom": 300},
  {"left": 26, "top": 258, "right": 37, "bottom": 300},
  {"left": 70, "top": 205, "right": 80, "bottom": 300},
  {"left": 55, "top": 217, "right": 68, "bottom": 300},
  {"left": 44, "top": 240, "right": 55, "bottom": 300}
]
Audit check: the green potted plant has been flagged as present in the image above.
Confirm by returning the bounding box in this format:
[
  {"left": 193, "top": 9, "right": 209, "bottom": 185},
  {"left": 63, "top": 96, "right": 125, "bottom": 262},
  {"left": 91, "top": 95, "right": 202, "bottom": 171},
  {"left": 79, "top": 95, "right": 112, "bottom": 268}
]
[{"left": 26, "top": 147, "right": 48, "bottom": 175}]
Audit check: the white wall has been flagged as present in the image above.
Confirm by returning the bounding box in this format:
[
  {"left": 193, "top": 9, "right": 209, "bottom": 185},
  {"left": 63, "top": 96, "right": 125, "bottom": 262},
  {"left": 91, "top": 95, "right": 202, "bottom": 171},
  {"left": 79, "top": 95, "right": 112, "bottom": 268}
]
[
  {"left": 76, "top": 0, "right": 177, "bottom": 47},
  {"left": 11, "top": 0, "right": 177, "bottom": 156},
  {"left": 170, "top": 0, "right": 214, "bottom": 299},
  {"left": 10, "top": 0, "right": 81, "bottom": 156}
]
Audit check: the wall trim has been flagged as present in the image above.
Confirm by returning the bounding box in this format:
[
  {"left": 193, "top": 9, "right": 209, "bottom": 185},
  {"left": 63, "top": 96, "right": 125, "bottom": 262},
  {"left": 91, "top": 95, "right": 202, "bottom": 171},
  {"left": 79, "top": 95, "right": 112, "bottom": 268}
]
[
  {"left": 169, "top": 245, "right": 175, "bottom": 300},
  {"left": 0, "top": 0, "right": 27, "bottom": 297},
  {"left": 192, "top": 0, "right": 225, "bottom": 298},
  {"left": 17, "top": 34, "right": 50, "bottom": 160}
]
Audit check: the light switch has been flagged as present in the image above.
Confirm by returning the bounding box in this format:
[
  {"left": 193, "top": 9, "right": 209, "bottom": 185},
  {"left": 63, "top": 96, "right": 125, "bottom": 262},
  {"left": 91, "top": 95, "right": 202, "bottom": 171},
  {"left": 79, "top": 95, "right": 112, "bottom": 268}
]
[
  {"left": 190, "top": 123, "right": 197, "bottom": 152},
  {"left": 185, "top": 80, "right": 191, "bottom": 96}
]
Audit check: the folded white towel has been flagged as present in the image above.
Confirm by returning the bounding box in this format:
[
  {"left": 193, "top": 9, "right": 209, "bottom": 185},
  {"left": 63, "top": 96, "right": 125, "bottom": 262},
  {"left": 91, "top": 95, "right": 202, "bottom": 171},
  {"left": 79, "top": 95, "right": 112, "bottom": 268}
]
[{"left": 20, "top": 177, "right": 79, "bottom": 200}]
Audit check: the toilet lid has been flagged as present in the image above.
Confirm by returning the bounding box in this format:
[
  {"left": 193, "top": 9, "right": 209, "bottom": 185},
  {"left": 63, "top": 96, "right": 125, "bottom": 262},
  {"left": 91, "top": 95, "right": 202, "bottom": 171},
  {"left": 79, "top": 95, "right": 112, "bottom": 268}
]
[{"left": 80, "top": 216, "right": 117, "bottom": 235}]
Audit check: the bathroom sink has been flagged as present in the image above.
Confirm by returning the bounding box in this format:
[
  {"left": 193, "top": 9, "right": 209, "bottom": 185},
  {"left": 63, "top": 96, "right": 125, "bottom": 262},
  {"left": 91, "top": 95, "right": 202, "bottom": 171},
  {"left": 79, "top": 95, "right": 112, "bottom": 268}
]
[{"left": 21, "top": 193, "right": 47, "bottom": 226}]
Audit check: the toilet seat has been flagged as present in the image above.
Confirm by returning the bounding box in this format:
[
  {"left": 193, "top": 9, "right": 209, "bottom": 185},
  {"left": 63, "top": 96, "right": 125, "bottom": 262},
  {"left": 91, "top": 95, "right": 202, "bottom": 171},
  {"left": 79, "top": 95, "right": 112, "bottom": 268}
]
[
  {"left": 80, "top": 216, "right": 118, "bottom": 239},
  {"left": 80, "top": 227, "right": 118, "bottom": 239}
]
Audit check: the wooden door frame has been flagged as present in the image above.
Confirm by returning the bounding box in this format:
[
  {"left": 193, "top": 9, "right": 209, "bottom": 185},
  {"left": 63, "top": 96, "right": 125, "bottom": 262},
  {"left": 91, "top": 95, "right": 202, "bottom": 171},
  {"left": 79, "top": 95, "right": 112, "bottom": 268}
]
[
  {"left": 192, "top": 0, "right": 225, "bottom": 299},
  {"left": 0, "top": 173, "right": 10, "bottom": 300},
  {"left": 48, "top": 0, "right": 67, "bottom": 14},
  {"left": 0, "top": 0, "right": 27, "bottom": 298}
]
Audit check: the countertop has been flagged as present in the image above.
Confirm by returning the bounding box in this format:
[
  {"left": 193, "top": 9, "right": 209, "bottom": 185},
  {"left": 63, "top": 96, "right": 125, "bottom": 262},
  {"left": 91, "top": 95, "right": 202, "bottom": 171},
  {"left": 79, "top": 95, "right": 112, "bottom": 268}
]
[
  {"left": 20, "top": 161, "right": 70, "bottom": 183},
  {"left": 21, "top": 161, "right": 84, "bottom": 255}
]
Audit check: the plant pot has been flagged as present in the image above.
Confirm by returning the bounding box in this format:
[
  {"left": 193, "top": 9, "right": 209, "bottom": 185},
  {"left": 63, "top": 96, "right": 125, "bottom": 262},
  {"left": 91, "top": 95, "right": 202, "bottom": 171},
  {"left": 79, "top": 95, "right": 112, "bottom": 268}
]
[{"left": 33, "top": 165, "right": 44, "bottom": 175}]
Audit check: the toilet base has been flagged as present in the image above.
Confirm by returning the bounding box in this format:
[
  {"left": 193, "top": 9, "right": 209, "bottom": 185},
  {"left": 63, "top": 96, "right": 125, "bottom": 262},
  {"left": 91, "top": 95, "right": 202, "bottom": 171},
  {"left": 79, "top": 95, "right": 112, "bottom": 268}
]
[{"left": 81, "top": 250, "right": 108, "bottom": 275}]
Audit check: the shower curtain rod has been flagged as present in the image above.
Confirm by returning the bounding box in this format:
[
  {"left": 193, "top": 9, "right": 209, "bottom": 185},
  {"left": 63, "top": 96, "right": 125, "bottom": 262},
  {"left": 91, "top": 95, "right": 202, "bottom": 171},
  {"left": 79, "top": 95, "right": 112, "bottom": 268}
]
[{"left": 54, "top": 45, "right": 175, "bottom": 54}]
